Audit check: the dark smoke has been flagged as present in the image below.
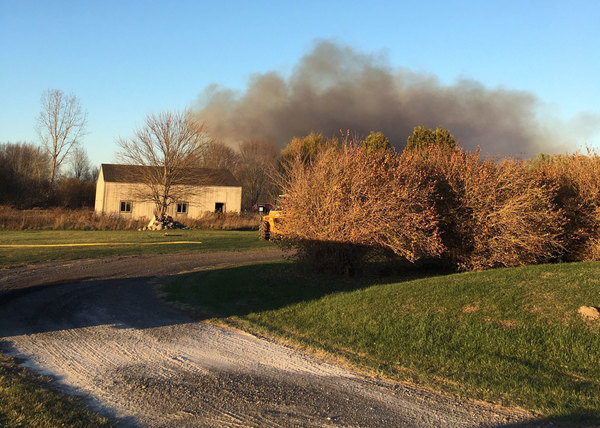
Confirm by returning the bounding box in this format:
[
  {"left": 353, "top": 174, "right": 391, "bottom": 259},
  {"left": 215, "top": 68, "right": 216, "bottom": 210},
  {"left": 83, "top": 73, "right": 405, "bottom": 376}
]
[{"left": 194, "top": 40, "right": 596, "bottom": 156}]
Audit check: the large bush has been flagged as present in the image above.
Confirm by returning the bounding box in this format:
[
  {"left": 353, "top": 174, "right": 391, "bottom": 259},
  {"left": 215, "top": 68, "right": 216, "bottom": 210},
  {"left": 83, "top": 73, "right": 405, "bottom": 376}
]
[
  {"left": 407, "top": 146, "right": 563, "bottom": 270},
  {"left": 279, "top": 141, "right": 569, "bottom": 272},
  {"left": 279, "top": 144, "right": 443, "bottom": 273},
  {"left": 531, "top": 152, "right": 600, "bottom": 261}
]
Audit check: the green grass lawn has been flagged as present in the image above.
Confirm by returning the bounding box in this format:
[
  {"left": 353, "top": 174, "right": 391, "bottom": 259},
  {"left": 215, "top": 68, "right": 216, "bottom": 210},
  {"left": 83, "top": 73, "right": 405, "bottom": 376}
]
[
  {"left": 164, "top": 260, "right": 600, "bottom": 424},
  {"left": 0, "top": 353, "right": 112, "bottom": 427},
  {"left": 0, "top": 229, "right": 273, "bottom": 267}
]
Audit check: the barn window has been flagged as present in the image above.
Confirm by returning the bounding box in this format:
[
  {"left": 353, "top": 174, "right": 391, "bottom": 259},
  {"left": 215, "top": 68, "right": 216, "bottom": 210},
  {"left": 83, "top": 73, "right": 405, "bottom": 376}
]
[
  {"left": 120, "top": 201, "right": 132, "bottom": 213},
  {"left": 215, "top": 202, "right": 224, "bottom": 213},
  {"left": 176, "top": 202, "right": 188, "bottom": 214}
]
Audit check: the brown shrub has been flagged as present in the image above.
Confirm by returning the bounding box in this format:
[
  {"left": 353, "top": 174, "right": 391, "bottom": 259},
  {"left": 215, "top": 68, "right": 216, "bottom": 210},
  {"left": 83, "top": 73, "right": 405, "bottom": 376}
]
[
  {"left": 52, "top": 178, "right": 96, "bottom": 208},
  {"left": 279, "top": 143, "right": 443, "bottom": 272},
  {"left": 456, "top": 157, "right": 563, "bottom": 270},
  {"left": 279, "top": 141, "right": 565, "bottom": 272},
  {"left": 410, "top": 146, "right": 563, "bottom": 269},
  {"left": 532, "top": 152, "right": 600, "bottom": 261}
]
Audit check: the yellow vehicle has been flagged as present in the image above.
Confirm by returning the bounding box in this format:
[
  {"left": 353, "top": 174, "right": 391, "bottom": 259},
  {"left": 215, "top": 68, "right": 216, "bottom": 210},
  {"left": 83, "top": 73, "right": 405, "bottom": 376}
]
[{"left": 259, "top": 210, "right": 284, "bottom": 240}]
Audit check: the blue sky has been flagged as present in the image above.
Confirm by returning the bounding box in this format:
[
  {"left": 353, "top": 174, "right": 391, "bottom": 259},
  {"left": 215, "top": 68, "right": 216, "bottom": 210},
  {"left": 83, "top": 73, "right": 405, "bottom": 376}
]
[{"left": 1, "top": 0, "right": 599, "bottom": 166}]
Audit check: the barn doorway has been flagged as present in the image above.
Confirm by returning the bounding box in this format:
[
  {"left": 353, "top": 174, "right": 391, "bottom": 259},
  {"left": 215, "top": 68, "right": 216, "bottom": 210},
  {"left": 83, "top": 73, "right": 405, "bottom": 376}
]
[{"left": 215, "top": 202, "right": 225, "bottom": 213}]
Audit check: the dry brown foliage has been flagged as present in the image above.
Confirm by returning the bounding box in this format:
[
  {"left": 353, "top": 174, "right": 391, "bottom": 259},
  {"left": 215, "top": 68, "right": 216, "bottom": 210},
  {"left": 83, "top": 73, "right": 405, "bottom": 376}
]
[
  {"left": 409, "top": 146, "right": 563, "bottom": 270},
  {"left": 280, "top": 143, "right": 442, "bottom": 264},
  {"left": 279, "top": 141, "right": 568, "bottom": 272},
  {"left": 461, "top": 158, "right": 563, "bottom": 270},
  {"left": 531, "top": 152, "right": 600, "bottom": 261},
  {"left": 0, "top": 207, "right": 145, "bottom": 230},
  {"left": 182, "top": 212, "right": 261, "bottom": 230}
]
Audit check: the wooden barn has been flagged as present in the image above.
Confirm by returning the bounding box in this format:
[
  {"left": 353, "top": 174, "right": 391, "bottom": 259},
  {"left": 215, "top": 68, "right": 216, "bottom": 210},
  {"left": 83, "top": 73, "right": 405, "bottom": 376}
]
[{"left": 94, "top": 164, "right": 242, "bottom": 219}]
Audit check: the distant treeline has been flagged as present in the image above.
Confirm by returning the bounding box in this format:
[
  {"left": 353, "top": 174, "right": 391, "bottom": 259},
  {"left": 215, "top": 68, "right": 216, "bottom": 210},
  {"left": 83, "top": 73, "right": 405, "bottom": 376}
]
[
  {"left": 0, "top": 142, "right": 96, "bottom": 209},
  {"left": 0, "top": 139, "right": 281, "bottom": 212}
]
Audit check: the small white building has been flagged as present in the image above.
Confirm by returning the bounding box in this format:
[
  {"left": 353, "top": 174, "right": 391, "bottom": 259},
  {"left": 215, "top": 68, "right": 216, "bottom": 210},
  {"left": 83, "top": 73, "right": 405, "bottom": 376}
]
[{"left": 94, "top": 164, "right": 242, "bottom": 219}]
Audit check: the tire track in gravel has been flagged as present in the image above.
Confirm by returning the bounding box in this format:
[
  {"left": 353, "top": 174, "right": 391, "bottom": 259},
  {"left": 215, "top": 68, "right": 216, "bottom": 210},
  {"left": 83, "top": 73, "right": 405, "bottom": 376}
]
[{"left": 0, "top": 250, "right": 536, "bottom": 427}]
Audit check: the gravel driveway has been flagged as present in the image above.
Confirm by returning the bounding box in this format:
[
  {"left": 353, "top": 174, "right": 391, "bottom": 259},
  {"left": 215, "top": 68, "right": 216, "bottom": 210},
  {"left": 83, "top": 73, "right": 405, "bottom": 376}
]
[{"left": 0, "top": 250, "right": 535, "bottom": 427}]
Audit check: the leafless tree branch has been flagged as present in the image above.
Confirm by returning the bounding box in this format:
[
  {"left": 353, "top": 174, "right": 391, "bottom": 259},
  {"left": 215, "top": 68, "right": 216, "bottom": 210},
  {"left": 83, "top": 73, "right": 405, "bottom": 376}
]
[
  {"left": 36, "top": 89, "right": 87, "bottom": 185},
  {"left": 116, "top": 110, "right": 211, "bottom": 218}
]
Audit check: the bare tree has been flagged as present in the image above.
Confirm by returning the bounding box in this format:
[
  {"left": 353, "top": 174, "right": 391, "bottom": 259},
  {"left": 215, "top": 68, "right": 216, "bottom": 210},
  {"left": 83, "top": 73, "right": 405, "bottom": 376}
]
[
  {"left": 198, "top": 140, "right": 240, "bottom": 172},
  {"left": 36, "top": 89, "right": 87, "bottom": 185},
  {"left": 0, "top": 142, "right": 50, "bottom": 206},
  {"left": 69, "top": 146, "right": 92, "bottom": 181},
  {"left": 237, "top": 140, "right": 279, "bottom": 210},
  {"left": 117, "top": 110, "right": 210, "bottom": 218},
  {"left": 0, "top": 141, "right": 49, "bottom": 181},
  {"left": 90, "top": 166, "right": 99, "bottom": 182}
]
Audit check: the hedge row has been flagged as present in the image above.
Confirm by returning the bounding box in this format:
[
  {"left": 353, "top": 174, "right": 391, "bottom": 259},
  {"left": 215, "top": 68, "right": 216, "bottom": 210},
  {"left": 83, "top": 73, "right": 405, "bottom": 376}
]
[{"left": 279, "top": 144, "right": 600, "bottom": 272}]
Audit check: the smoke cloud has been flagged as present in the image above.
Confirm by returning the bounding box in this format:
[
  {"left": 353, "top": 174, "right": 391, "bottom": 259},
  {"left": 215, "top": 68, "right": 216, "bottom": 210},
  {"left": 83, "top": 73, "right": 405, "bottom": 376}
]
[{"left": 194, "top": 40, "right": 598, "bottom": 156}]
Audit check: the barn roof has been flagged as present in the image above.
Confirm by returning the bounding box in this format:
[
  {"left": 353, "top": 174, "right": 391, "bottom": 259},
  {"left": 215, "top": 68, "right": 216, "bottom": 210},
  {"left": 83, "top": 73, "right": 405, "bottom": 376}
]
[{"left": 100, "top": 164, "right": 241, "bottom": 187}]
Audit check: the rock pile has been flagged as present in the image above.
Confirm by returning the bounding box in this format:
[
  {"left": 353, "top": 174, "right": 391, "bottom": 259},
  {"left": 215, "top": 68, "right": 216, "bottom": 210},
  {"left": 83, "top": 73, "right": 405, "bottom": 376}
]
[{"left": 143, "top": 215, "right": 186, "bottom": 231}]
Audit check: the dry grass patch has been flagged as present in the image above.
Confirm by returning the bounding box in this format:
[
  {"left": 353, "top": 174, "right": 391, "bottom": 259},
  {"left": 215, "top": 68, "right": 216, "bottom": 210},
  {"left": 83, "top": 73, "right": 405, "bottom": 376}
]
[
  {"left": 462, "top": 304, "right": 479, "bottom": 313},
  {"left": 0, "top": 206, "right": 261, "bottom": 231}
]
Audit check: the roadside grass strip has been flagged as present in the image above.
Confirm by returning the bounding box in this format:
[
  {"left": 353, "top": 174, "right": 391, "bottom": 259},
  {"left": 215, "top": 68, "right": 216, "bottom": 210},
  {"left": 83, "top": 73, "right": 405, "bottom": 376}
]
[
  {"left": 0, "top": 353, "right": 113, "bottom": 427},
  {"left": 0, "top": 241, "right": 202, "bottom": 247},
  {"left": 165, "top": 260, "right": 600, "bottom": 425},
  {"left": 0, "top": 230, "right": 272, "bottom": 267}
]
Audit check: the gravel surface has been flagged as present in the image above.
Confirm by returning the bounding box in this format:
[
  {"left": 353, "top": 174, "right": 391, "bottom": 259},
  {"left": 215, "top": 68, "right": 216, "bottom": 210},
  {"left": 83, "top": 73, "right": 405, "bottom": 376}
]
[{"left": 0, "top": 250, "right": 538, "bottom": 427}]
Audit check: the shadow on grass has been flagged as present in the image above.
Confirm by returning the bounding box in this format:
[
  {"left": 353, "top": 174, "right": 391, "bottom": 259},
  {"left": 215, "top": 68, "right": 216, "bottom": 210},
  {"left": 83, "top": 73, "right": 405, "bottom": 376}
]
[
  {"left": 163, "top": 258, "right": 453, "bottom": 319},
  {"left": 495, "top": 411, "right": 599, "bottom": 427}
]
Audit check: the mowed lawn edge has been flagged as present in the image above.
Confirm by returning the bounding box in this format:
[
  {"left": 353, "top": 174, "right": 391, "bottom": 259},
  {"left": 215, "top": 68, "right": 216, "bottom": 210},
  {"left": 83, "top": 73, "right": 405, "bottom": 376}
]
[
  {"left": 164, "top": 260, "right": 600, "bottom": 424},
  {"left": 0, "top": 229, "right": 272, "bottom": 267}
]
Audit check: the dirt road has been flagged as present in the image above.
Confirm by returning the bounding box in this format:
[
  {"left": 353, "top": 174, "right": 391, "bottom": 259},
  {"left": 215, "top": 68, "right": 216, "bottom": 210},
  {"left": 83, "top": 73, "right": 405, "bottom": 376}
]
[{"left": 0, "top": 250, "right": 534, "bottom": 427}]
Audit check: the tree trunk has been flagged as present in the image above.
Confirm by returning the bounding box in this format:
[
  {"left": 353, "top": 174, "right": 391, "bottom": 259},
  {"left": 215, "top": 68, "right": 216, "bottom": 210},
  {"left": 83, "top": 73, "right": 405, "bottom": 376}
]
[
  {"left": 49, "top": 157, "right": 57, "bottom": 185},
  {"left": 155, "top": 196, "right": 168, "bottom": 219}
]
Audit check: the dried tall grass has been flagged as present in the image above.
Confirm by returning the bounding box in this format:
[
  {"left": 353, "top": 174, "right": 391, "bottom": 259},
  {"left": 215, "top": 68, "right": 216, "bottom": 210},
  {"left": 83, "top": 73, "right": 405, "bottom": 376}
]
[
  {"left": 181, "top": 212, "right": 261, "bottom": 230},
  {"left": 0, "top": 207, "right": 146, "bottom": 230},
  {"left": 0, "top": 206, "right": 261, "bottom": 231}
]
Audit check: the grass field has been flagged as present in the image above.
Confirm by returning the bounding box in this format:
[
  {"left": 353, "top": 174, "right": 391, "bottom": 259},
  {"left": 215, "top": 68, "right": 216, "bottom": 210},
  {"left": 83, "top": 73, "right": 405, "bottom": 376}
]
[
  {"left": 0, "top": 229, "right": 272, "bottom": 267},
  {"left": 165, "top": 260, "right": 600, "bottom": 424},
  {"left": 0, "top": 353, "right": 112, "bottom": 427}
]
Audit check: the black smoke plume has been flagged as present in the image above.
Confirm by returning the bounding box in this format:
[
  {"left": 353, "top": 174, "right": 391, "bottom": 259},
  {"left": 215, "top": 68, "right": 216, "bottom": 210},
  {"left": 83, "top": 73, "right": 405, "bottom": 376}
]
[{"left": 194, "top": 40, "right": 597, "bottom": 156}]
